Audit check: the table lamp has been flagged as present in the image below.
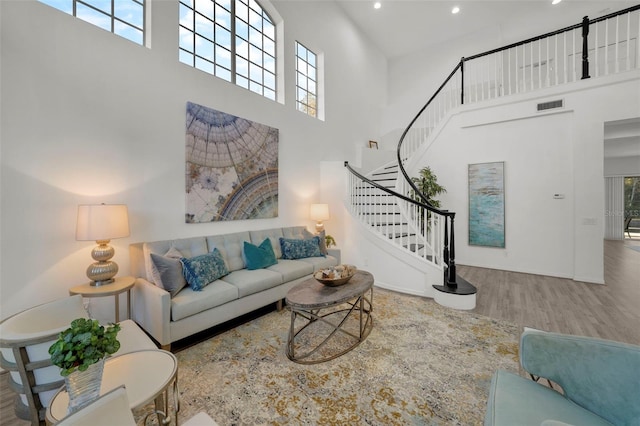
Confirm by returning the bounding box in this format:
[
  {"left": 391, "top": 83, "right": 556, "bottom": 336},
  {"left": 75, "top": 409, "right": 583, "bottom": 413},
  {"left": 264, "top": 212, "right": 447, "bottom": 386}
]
[
  {"left": 310, "top": 203, "right": 330, "bottom": 233},
  {"left": 76, "top": 204, "right": 130, "bottom": 286}
]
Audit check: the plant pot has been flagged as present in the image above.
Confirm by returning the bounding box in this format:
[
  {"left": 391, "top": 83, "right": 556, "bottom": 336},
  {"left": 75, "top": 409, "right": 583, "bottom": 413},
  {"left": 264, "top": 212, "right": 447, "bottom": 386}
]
[{"left": 64, "top": 358, "right": 105, "bottom": 413}]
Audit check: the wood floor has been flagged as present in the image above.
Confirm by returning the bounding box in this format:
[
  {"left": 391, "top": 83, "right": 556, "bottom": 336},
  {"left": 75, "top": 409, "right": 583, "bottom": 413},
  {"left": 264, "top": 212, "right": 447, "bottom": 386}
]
[
  {"left": 1, "top": 239, "right": 638, "bottom": 425},
  {"left": 466, "top": 239, "right": 640, "bottom": 345}
]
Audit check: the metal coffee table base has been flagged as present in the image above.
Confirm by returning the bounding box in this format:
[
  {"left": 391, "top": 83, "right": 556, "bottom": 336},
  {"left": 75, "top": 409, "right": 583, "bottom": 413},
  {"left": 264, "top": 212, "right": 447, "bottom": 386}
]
[{"left": 286, "top": 288, "right": 373, "bottom": 364}]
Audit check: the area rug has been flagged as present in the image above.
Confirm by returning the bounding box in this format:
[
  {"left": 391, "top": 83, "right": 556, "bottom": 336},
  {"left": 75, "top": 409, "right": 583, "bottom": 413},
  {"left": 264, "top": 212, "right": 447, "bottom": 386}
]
[{"left": 167, "top": 288, "right": 520, "bottom": 425}]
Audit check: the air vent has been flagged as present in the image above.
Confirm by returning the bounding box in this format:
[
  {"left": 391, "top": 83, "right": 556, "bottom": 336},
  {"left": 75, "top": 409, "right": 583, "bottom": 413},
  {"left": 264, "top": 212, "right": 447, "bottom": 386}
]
[{"left": 537, "top": 99, "right": 564, "bottom": 112}]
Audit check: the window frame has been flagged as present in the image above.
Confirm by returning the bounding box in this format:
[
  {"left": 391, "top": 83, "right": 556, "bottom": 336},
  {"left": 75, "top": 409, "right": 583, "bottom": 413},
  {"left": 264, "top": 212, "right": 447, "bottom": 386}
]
[
  {"left": 39, "top": 0, "right": 146, "bottom": 46},
  {"left": 179, "top": 0, "right": 277, "bottom": 101},
  {"left": 295, "top": 41, "right": 320, "bottom": 119}
]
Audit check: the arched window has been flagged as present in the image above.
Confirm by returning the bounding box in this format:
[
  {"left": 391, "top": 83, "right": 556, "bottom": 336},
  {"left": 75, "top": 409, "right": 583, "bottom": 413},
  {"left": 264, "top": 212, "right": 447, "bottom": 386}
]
[{"left": 179, "top": 0, "right": 277, "bottom": 101}]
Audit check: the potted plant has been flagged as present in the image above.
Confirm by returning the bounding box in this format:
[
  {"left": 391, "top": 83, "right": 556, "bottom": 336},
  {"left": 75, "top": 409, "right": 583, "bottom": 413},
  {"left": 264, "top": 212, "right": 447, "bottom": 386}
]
[
  {"left": 410, "top": 166, "right": 446, "bottom": 208},
  {"left": 49, "top": 318, "right": 121, "bottom": 412},
  {"left": 325, "top": 234, "right": 336, "bottom": 248},
  {"left": 410, "top": 167, "right": 447, "bottom": 232}
]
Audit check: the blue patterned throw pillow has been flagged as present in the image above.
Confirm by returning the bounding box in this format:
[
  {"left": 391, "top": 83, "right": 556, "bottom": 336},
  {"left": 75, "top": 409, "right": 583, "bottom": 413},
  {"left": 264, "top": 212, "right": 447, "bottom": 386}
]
[
  {"left": 243, "top": 238, "right": 278, "bottom": 270},
  {"left": 279, "top": 236, "right": 324, "bottom": 260},
  {"left": 180, "top": 248, "right": 229, "bottom": 291}
]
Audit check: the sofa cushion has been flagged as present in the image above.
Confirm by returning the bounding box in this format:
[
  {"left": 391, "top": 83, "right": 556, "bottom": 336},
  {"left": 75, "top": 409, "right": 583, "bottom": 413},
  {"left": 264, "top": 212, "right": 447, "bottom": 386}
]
[
  {"left": 250, "top": 228, "right": 285, "bottom": 259},
  {"left": 181, "top": 249, "right": 229, "bottom": 291},
  {"left": 171, "top": 281, "right": 239, "bottom": 321},
  {"left": 484, "top": 370, "right": 613, "bottom": 426},
  {"left": 143, "top": 237, "right": 208, "bottom": 283},
  {"left": 297, "top": 254, "right": 339, "bottom": 271},
  {"left": 243, "top": 239, "right": 277, "bottom": 270},
  {"left": 280, "top": 236, "right": 324, "bottom": 260},
  {"left": 220, "top": 269, "right": 283, "bottom": 298},
  {"left": 150, "top": 250, "right": 187, "bottom": 297},
  {"left": 207, "top": 232, "right": 250, "bottom": 272},
  {"left": 282, "top": 226, "right": 307, "bottom": 240},
  {"left": 266, "top": 259, "right": 314, "bottom": 282}
]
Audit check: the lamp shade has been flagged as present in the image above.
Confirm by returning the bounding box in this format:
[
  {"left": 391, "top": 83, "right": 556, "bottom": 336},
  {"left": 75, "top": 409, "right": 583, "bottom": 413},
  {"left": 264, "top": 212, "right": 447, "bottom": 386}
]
[
  {"left": 310, "top": 204, "right": 330, "bottom": 221},
  {"left": 76, "top": 204, "right": 130, "bottom": 241}
]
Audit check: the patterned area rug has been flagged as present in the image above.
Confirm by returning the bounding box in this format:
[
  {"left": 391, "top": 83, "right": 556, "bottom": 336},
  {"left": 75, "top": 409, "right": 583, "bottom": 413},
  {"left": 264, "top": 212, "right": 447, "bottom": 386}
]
[{"left": 169, "top": 288, "right": 520, "bottom": 425}]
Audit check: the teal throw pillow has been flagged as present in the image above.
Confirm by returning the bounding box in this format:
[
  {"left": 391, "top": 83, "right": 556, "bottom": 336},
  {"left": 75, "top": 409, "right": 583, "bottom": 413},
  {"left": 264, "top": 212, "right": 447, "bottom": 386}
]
[
  {"left": 279, "top": 236, "right": 324, "bottom": 260},
  {"left": 180, "top": 248, "right": 229, "bottom": 291},
  {"left": 243, "top": 238, "right": 277, "bottom": 270}
]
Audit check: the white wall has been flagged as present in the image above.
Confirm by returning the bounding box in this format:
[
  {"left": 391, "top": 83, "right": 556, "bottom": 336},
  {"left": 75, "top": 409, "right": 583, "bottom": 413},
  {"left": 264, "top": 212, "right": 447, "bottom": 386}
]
[
  {"left": 406, "top": 73, "right": 640, "bottom": 283},
  {"left": 0, "top": 1, "right": 386, "bottom": 319}
]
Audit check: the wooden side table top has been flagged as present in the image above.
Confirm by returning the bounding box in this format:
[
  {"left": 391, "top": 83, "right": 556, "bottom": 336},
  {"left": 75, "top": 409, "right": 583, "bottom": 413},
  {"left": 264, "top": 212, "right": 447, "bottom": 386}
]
[{"left": 69, "top": 276, "right": 135, "bottom": 297}]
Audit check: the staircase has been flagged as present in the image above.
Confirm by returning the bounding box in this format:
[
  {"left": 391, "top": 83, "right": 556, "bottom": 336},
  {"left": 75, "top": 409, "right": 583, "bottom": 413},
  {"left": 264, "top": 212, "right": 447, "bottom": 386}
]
[{"left": 344, "top": 5, "right": 639, "bottom": 310}]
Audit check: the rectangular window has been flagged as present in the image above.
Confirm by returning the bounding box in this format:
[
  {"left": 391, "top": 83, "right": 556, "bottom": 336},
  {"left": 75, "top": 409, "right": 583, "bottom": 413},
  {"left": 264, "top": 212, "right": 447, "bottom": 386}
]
[
  {"left": 295, "top": 41, "right": 317, "bottom": 118},
  {"left": 39, "top": 0, "right": 145, "bottom": 46}
]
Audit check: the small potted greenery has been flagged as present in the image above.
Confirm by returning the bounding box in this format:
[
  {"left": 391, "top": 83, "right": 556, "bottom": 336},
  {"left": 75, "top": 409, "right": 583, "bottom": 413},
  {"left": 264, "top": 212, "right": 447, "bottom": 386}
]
[
  {"left": 325, "top": 234, "right": 336, "bottom": 248},
  {"left": 49, "top": 318, "right": 121, "bottom": 411}
]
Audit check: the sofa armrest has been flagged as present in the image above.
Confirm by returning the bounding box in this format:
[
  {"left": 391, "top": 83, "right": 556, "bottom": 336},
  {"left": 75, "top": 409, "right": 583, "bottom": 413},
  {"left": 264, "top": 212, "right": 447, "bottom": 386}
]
[
  {"left": 520, "top": 329, "right": 640, "bottom": 426},
  {"left": 131, "top": 278, "right": 171, "bottom": 347}
]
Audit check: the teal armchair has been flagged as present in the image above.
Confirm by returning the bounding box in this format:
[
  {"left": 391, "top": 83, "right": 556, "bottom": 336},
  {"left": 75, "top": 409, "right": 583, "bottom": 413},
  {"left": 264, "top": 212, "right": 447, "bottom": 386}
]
[{"left": 484, "top": 329, "right": 640, "bottom": 426}]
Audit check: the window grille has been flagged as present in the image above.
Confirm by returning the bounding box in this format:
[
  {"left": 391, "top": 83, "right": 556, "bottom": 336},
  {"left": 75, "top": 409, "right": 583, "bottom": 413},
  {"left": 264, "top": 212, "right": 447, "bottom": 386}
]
[
  {"left": 39, "top": 0, "right": 145, "bottom": 45},
  {"left": 179, "top": 0, "right": 277, "bottom": 101},
  {"left": 295, "top": 41, "right": 318, "bottom": 118}
]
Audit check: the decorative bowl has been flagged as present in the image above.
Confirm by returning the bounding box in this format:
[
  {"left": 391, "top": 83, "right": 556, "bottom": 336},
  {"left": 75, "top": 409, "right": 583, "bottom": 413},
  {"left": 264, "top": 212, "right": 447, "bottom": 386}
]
[{"left": 314, "top": 264, "right": 357, "bottom": 287}]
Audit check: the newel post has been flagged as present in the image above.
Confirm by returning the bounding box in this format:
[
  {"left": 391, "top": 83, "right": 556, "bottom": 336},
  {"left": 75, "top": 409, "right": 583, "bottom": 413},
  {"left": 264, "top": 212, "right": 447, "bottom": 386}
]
[
  {"left": 447, "top": 213, "right": 457, "bottom": 286},
  {"left": 460, "top": 57, "right": 466, "bottom": 105},
  {"left": 581, "top": 16, "right": 591, "bottom": 79},
  {"left": 443, "top": 214, "right": 450, "bottom": 282}
]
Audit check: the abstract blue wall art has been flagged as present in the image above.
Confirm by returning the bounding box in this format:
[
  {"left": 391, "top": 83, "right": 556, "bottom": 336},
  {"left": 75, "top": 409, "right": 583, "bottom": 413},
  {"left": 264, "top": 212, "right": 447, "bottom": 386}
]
[
  {"left": 468, "top": 162, "right": 505, "bottom": 248},
  {"left": 185, "top": 102, "right": 279, "bottom": 223}
]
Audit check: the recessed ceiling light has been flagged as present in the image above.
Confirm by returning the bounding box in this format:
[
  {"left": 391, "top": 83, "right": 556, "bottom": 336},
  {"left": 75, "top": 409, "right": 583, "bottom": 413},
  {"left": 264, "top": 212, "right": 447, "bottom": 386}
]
[
  {"left": 451, "top": 6, "right": 460, "bottom": 14},
  {"left": 552, "top": 0, "right": 562, "bottom": 4},
  {"left": 374, "top": 2, "right": 381, "bottom": 9}
]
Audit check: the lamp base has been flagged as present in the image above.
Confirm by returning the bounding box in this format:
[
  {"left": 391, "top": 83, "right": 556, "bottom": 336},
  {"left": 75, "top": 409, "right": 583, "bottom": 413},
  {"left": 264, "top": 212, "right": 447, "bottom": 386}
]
[
  {"left": 86, "top": 260, "right": 118, "bottom": 285},
  {"left": 90, "top": 278, "right": 115, "bottom": 287},
  {"left": 87, "top": 240, "right": 118, "bottom": 285},
  {"left": 315, "top": 222, "right": 325, "bottom": 233}
]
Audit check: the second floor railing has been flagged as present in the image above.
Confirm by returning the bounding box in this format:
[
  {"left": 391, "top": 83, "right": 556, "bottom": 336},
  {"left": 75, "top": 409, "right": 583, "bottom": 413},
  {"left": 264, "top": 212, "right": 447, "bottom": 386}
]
[{"left": 398, "top": 5, "right": 640, "bottom": 163}]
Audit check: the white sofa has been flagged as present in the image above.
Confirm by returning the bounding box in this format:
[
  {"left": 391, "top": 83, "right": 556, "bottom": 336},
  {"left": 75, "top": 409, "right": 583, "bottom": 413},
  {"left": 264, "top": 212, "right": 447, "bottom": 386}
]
[{"left": 129, "top": 226, "right": 340, "bottom": 349}]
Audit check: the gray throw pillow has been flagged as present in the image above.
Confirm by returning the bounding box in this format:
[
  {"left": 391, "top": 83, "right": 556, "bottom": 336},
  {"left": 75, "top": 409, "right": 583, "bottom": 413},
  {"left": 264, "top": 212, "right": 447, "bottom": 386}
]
[
  {"left": 303, "top": 228, "right": 328, "bottom": 255},
  {"left": 150, "top": 252, "right": 187, "bottom": 298}
]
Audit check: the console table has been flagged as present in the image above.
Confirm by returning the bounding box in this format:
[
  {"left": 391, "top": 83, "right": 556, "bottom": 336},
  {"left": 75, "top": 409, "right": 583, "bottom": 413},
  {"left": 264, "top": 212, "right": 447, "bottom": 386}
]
[{"left": 285, "top": 270, "right": 374, "bottom": 364}]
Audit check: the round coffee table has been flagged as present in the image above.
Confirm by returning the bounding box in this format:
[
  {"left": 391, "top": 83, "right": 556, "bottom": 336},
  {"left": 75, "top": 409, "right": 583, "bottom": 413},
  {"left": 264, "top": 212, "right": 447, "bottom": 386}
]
[
  {"left": 285, "top": 270, "right": 374, "bottom": 364},
  {"left": 46, "top": 349, "right": 178, "bottom": 425}
]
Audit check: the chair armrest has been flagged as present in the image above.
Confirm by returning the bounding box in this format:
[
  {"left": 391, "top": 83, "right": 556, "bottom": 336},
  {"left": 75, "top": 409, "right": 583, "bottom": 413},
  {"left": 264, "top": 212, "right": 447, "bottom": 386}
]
[
  {"left": 131, "top": 278, "right": 171, "bottom": 347},
  {"left": 520, "top": 329, "right": 640, "bottom": 426}
]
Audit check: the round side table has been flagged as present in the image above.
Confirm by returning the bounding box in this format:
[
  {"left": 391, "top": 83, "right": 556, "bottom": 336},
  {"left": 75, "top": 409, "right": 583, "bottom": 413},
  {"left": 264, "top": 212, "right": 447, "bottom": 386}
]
[
  {"left": 46, "top": 349, "right": 179, "bottom": 425},
  {"left": 69, "top": 276, "right": 135, "bottom": 323}
]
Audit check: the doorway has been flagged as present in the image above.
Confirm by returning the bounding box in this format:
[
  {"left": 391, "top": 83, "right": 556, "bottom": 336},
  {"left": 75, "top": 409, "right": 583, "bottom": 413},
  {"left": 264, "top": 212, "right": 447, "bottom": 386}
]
[{"left": 624, "top": 176, "right": 640, "bottom": 240}]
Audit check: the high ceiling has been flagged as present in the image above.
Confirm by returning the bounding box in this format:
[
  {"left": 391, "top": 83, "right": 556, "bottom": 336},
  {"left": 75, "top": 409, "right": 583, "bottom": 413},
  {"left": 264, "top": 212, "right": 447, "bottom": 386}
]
[{"left": 335, "top": 0, "right": 634, "bottom": 59}]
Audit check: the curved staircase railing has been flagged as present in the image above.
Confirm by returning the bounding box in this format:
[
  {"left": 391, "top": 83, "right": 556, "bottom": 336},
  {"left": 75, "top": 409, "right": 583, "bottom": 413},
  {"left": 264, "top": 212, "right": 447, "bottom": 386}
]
[{"left": 345, "top": 5, "right": 640, "bottom": 295}]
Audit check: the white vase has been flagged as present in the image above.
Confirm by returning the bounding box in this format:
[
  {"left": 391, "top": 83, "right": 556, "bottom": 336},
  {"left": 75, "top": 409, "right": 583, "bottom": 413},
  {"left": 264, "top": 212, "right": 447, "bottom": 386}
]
[{"left": 64, "top": 358, "right": 105, "bottom": 414}]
